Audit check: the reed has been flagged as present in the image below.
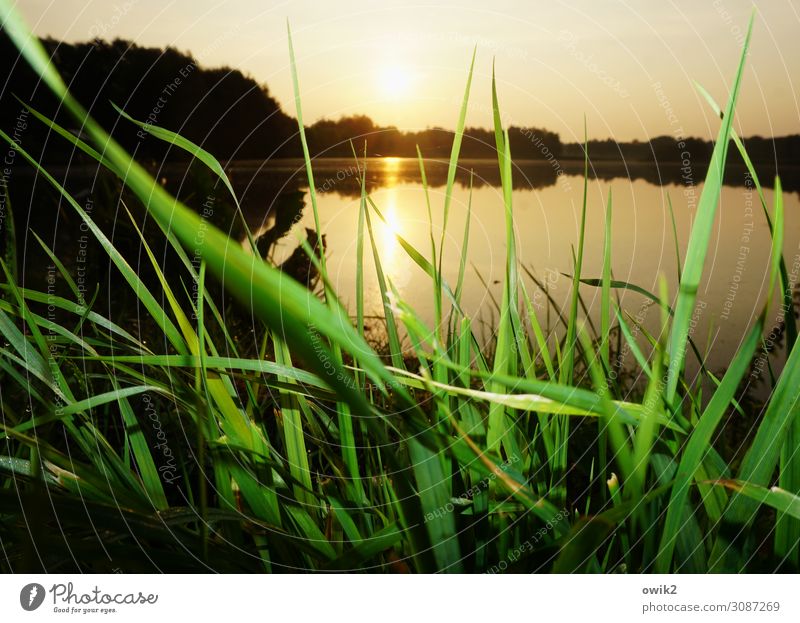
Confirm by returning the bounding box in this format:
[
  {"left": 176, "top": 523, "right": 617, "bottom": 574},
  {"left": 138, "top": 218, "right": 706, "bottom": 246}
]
[{"left": 0, "top": 4, "right": 798, "bottom": 572}]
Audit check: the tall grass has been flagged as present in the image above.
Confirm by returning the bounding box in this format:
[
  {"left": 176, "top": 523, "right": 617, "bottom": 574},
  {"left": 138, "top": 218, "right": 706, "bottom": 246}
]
[{"left": 1, "top": 4, "right": 799, "bottom": 572}]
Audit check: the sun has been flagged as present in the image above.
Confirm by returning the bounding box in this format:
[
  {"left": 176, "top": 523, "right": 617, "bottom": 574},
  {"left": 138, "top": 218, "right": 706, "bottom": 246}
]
[{"left": 378, "top": 65, "right": 412, "bottom": 99}]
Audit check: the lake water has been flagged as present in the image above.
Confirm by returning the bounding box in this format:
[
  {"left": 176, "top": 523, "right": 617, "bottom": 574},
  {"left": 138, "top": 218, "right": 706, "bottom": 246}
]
[
  {"left": 231, "top": 157, "right": 800, "bottom": 386},
  {"left": 13, "top": 155, "right": 798, "bottom": 393}
]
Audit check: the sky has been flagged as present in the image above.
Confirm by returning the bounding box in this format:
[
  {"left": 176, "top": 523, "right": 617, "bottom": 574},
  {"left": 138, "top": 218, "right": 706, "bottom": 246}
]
[{"left": 12, "top": 0, "right": 800, "bottom": 142}]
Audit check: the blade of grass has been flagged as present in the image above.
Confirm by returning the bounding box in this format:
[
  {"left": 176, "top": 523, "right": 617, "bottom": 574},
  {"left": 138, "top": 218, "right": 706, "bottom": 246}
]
[{"left": 666, "top": 14, "right": 754, "bottom": 403}]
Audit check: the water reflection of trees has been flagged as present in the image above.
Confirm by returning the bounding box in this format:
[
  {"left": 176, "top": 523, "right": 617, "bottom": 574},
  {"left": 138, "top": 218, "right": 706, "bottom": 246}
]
[{"left": 226, "top": 157, "right": 798, "bottom": 203}]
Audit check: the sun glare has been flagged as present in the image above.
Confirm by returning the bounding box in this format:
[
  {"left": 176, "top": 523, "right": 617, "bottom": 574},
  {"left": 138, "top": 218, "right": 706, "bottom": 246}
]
[{"left": 378, "top": 65, "right": 412, "bottom": 99}]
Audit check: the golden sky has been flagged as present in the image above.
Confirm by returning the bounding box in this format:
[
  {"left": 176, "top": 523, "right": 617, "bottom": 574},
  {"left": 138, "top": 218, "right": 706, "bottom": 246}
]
[{"left": 14, "top": 0, "right": 800, "bottom": 142}]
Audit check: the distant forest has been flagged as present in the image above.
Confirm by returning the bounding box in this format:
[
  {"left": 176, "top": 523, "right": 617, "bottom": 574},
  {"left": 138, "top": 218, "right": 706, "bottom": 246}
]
[{"left": 2, "top": 36, "right": 799, "bottom": 167}]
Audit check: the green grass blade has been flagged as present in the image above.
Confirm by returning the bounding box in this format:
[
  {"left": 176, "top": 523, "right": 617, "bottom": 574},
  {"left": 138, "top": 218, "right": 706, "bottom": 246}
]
[
  {"left": 439, "top": 46, "right": 476, "bottom": 273},
  {"left": 666, "top": 14, "right": 754, "bottom": 403},
  {"left": 710, "top": 480, "right": 800, "bottom": 522},
  {"left": 694, "top": 82, "right": 796, "bottom": 350},
  {"left": 562, "top": 119, "right": 590, "bottom": 384},
  {"left": 600, "top": 189, "right": 613, "bottom": 371}
]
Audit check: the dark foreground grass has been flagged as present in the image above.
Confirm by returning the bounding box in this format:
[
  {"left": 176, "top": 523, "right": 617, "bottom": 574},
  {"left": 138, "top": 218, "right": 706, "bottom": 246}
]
[{"left": 0, "top": 5, "right": 799, "bottom": 572}]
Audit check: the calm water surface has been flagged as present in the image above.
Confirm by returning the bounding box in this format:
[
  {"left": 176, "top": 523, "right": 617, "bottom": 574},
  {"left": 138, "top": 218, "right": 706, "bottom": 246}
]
[{"left": 236, "top": 157, "right": 800, "bottom": 381}]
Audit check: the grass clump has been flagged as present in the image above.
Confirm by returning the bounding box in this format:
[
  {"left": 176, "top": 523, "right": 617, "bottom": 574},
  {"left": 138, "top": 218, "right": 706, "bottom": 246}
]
[{"left": 0, "top": 5, "right": 798, "bottom": 573}]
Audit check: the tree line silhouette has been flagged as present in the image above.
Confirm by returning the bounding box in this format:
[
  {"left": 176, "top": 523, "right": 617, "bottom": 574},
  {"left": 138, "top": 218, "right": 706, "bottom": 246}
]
[{"left": 1, "top": 36, "right": 798, "bottom": 171}]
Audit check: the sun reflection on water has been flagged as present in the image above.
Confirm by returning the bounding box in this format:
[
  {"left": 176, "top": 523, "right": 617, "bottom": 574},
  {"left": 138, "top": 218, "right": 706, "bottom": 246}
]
[{"left": 378, "top": 190, "right": 400, "bottom": 266}]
